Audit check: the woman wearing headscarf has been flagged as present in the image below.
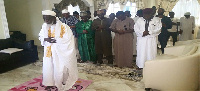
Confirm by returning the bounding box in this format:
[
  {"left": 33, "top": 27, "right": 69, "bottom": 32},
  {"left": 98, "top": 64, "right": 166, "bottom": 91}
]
[{"left": 76, "top": 12, "right": 96, "bottom": 63}]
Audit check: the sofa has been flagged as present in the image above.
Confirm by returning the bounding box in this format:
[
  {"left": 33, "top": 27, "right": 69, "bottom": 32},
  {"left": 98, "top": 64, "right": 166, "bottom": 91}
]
[
  {"left": 143, "top": 42, "right": 199, "bottom": 91},
  {"left": 0, "top": 38, "right": 38, "bottom": 73}
]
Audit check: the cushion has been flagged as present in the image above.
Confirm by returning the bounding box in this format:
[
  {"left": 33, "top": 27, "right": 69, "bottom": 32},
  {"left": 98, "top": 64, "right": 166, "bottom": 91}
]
[
  {"left": 0, "top": 53, "right": 10, "bottom": 62},
  {"left": 154, "top": 54, "right": 177, "bottom": 60},
  {"left": 14, "top": 40, "right": 34, "bottom": 51},
  {"left": 181, "top": 45, "right": 197, "bottom": 56},
  {"left": 0, "top": 38, "right": 14, "bottom": 50},
  {"left": 0, "top": 48, "right": 23, "bottom": 54}
]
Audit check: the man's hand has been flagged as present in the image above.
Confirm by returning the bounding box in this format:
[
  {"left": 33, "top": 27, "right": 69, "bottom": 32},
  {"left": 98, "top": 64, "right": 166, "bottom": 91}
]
[
  {"left": 162, "top": 23, "right": 166, "bottom": 27},
  {"left": 44, "top": 37, "right": 56, "bottom": 43},
  {"left": 179, "top": 30, "right": 183, "bottom": 34},
  {"left": 192, "top": 30, "right": 194, "bottom": 34},
  {"left": 83, "top": 30, "right": 88, "bottom": 33},
  {"left": 69, "top": 26, "right": 76, "bottom": 28},
  {"left": 143, "top": 31, "right": 149, "bottom": 37}
]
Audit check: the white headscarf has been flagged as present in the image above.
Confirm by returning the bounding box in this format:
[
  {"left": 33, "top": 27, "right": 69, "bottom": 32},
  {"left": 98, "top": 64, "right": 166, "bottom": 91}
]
[
  {"left": 62, "top": 9, "right": 69, "bottom": 14},
  {"left": 42, "top": 10, "right": 56, "bottom": 16}
]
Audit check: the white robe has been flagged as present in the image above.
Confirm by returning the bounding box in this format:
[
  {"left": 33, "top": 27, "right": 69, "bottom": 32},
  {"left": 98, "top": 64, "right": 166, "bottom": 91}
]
[
  {"left": 180, "top": 16, "right": 195, "bottom": 41},
  {"left": 134, "top": 17, "right": 162, "bottom": 68},
  {"left": 39, "top": 18, "right": 78, "bottom": 90},
  {"left": 133, "top": 16, "right": 140, "bottom": 55}
]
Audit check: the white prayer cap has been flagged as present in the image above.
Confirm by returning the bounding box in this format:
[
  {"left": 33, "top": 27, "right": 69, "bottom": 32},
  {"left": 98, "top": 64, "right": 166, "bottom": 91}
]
[
  {"left": 42, "top": 10, "right": 56, "bottom": 16},
  {"left": 80, "top": 12, "right": 88, "bottom": 17},
  {"left": 184, "top": 12, "right": 191, "bottom": 15},
  {"left": 62, "top": 9, "right": 69, "bottom": 14}
]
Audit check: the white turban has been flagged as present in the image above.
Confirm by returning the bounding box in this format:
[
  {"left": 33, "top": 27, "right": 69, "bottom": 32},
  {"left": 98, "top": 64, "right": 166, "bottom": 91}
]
[
  {"left": 62, "top": 9, "right": 69, "bottom": 14},
  {"left": 42, "top": 10, "right": 56, "bottom": 16},
  {"left": 184, "top": 12, "right": 191, "bottom": 15}
]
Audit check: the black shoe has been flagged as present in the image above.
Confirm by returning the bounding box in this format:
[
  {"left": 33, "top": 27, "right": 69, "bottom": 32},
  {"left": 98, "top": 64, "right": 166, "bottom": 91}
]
[
  {"left": 98, "top": 61, "right": 103, "bottom": 64},
  {"left": 93, "top": 61, "right": 97, "bottom": 64}
]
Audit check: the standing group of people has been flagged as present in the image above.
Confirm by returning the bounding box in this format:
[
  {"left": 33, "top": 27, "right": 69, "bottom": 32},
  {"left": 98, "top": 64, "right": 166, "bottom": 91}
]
[{"left": 38, "top": 6, "right": 195, "bottom": 90}]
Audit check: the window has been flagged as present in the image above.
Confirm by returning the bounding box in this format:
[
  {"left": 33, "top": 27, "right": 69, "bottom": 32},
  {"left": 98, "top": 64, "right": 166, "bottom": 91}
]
[
  {"left": 106, "top": 2, "right": 137, "bottom": 18},
  {"left": 123, "top": 2, "right": 137, "bottom": 18},
  {"left": 106, "top": 3, "right": 121, "bottom": 16},
  {"left": 172, "top": 0, "right": 200, "bottom": 25}
]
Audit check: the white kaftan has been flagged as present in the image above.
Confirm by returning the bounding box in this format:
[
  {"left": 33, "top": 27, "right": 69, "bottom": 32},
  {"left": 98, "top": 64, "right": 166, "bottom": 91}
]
[
  {"left": 39, "top": 18, "right": 78, "bottom": 91},
  {"left": 134, "top": 17, "right": 162, "bottom": 68},
  {"left": 180, "top": 16, "right": 195, "bottom": 41},
  {"left": 133, "top": 16, "right": 140, "bottom": 55}
]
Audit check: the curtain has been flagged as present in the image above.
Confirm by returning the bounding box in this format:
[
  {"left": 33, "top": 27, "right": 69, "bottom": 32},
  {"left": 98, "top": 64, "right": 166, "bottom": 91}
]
[
  {"left": 172, "top": 0, "right": 200, "bottom": 38},
  {"left": 157, "top": 0, "right": 179, "bottom": 16},
  {"left": 198, "top": 0, "right": 200, "bottom": 4},
  {"left": 172, "top": 0, "right": 200, "bottom": 25},
  {"left": 96, "top": 0, "right": 144, "bottom": 10}
]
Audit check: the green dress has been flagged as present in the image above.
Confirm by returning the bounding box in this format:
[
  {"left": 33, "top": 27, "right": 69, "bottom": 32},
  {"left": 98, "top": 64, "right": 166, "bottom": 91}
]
[{"left": 76, "top": 20, "right": 96, "bottom": 62}]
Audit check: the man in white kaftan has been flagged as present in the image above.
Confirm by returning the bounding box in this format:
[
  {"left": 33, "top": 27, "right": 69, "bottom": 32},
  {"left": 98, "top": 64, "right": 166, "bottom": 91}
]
[
  {"left": 133, "top": 9, "right": 143, "bottom": 56},
  {"left": 134, "top": 8, "right": 162, "bottom": 68},
  {"left": 39, "top": 10, "right": 78, "bottom": 91},
  {"left": 179, "top": 12, "right": 195, "bottom": 41}
]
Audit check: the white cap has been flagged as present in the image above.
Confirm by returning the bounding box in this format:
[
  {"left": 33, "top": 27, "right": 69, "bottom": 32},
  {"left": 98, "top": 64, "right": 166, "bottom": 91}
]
[
  {"left": 80, "top": 12, "right": 87, "bottom": 17},
  {"left": 62, "top": 9, "right": 69, "bottom": 14},
  {"left": 42, "top": 10, "right": 56, "bottom": 16},
  {"left": 184, "top": 12, "right": 191, "bottom": 15}
]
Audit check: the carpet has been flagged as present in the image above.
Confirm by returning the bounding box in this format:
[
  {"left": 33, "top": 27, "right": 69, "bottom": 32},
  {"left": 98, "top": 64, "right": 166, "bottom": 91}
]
[
  {"left": 78, "top": 63, "right": 143, "bottom": 82},
  {"left": 8, "top": 75, "right": 92, "bottom": 91}
]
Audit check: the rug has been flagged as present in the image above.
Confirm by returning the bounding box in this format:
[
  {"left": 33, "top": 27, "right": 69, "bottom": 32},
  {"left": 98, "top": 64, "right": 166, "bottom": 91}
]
[
  {"left": 8, "top": 75, "right": 92, "bottom": 91},
  {"left": 77, "top": 63, "right": 143, "bottom": 82}
]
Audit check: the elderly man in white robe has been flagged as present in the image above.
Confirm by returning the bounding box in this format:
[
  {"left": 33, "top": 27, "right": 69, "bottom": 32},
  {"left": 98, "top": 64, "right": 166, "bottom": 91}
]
[
  {"left": 134, "top": 8, "right": 162, "bottom": 69},
  {"left": 179, "top": 12, "right": 195, "bottom": 41},
  {"left": 39, "top": 10, "right": 78, "bottom": 91}
]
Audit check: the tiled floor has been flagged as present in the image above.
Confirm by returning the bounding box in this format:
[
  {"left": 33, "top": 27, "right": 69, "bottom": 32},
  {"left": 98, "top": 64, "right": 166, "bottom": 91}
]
[{"left": 0, "top": 46, "right": 145, "bottom": 91}]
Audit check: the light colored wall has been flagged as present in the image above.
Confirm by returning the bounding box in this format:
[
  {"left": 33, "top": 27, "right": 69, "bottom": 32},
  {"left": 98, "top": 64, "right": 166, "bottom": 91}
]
[{"left": 4, "top": 0, "right": 43, "bottom": 45}]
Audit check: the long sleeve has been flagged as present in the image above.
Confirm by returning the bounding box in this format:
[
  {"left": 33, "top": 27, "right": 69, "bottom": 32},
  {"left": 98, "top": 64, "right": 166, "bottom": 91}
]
[
  {"left": 91, "top": 20, "right": 97, "bottom": 31},
  {"left": 149, "top": 18, "right": 162, "bottom": 36},
  {"left": 73, "top": 17, "right": 79, "bottom": 25},
  {"left": 39, "top": 24, "right": 49, "bottom": 46},
  {"left": 86, "top": 20, "right": 93, "bottom": 33},
  {"left": 109, "top": 19, "right": 117, "bottom": 30},
  {"left": 39, "top": 28, "right": 45, "bottom": 46},
  {"left": 75, "top": 21, "right": 83, "bottom": 34},
  {"left": 165, "top": 17, "right": 172, "bottom": 29},
  {"left": 129, "top": 18, "right": 135, "bottom": 30},
  {"left": 56, "top": 24, "right": 73, "bottom": 44},
  {"left": 134, "top": 19, "right": 144, "bottom": 37}
]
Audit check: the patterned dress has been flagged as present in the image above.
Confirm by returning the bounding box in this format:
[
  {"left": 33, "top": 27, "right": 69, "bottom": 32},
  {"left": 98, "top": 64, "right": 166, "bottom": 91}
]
[{"left": 75, "top": 20, "right": 96, "bottom": 62}]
